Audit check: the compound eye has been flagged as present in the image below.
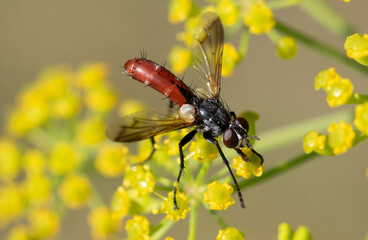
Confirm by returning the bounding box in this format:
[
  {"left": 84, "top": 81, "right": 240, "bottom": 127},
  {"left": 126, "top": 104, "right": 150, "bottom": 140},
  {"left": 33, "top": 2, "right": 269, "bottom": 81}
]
[
  {"left": 223, "top": 128, "right": 239, "bottom": 148},
  {"left": 235, "top": 117, "right": 249, "bottom": 132}
]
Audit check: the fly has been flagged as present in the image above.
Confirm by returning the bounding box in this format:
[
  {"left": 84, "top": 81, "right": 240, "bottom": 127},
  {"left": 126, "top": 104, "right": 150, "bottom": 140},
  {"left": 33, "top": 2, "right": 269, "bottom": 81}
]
[{"left": 106, "top": 12, "right": 264, "bottom": 209}]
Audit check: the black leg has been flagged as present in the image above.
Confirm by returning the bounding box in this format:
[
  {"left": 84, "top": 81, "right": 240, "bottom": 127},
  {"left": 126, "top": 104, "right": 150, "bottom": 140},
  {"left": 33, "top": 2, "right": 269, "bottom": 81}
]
[
  {"left": 235, "top": 148, "right": 251, "bottom": 162},
  {"left": 173, "top": 129, "right": 197, "bottom": 209},
  {"left": 203, "top": 132, "right": 246, "bottom": 209},
  {"left": 145, "top": 137, "right": 156, "bottom": 161},
  {"left": 245, "top": 140, "right": 264, "bottom": 165}
]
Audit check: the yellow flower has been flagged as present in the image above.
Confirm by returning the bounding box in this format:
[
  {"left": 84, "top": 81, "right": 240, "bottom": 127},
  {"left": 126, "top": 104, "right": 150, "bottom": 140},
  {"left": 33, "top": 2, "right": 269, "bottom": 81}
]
[
  {"left": 50, "top": 93, "right": 80, "bottom": 119},
  {"left": 58, "top": 174, "right": 91, "bottom": 209},
  {"left": 344, "top": 33, "right": 368, "bottom": 66},
  {"left": 154, "top": 190, "right": 190, "bottom": 221},
  {"left": 22, "top": 149, "right": 46, "bottom": 177},
  {"left": 168, "top": 0, "right": 191, "bottom": 24},
  {"left": 28, "top": 208, "right": 60, "bottom": 239},
  {"left": 315, "top": 68, "right": 353, "bottom": 107},
  {"left": 354, "top": 102, "right": 368, "bottom": 135},
  {"left": 293, "top": 225, "right": 312, "bottom": 240},
  {"left": 218, "top": 0, "right": 239, "bottom": 26},
  {"left": 76, "top": 63, "right": 109, "bottom": 90},
  {"left": 6, "top": 224, "right": 29, "bottom": 240},
  {"left": 110, "top": 186, "right": 131, "bottom": 220},
  {"left": 233, "top": 149, "right": 264, "bottom": 179},
  {"left": 119, "top": 99, "right": 146, "bottom": 116},
  {"left": 303, "top": 130, "right": 327, "bottom": 154},
  {"left": 23, "top": 175, "right": 52, "bottom": 205},
  {"left": 0, "top": 184, "right": 24, "bottom": 228},
  {"left": 76, "top": 117, "right": 106, "bottom": 146},
  {"left": 95, "top": 144, "right": 131, "bottom": 177},
  {"left": 278, "top": 222, "right": 293, "bottom": 240},
  {"left": 244, "top": 1, "right": 276, "bottom": 35},
  {"left": 49, "top": 141, "right": 78, "bottom": 175},
  {"left": 84, "top": 84, "right": 117, "bottom": 112},
  {"left": 88, "top": 206, "right": 121, "bottom": 239},
  {"left": 163, "top": 129, "right": 190, "bottom": 156},
  {"left": 177, "top": 16, "right": 200, "bottom": 46},
  {"left": 123, "top": 165, "right": 155, "bottom": 197},
  {"left": 327, "top": 121, "right": 356, "bottom": 155},
  {"left": 125, "top": 215, "right": 150, "bottom": 240},
  {"left": 168, "top": 45, "right": 191, "bottom": 74},
  {"left": 222, "top": 43, "right": 240, "bottom": 77},
  {"left": 216, "top": 227, "right": 244, "bottom": 240},
  {"left": 0, "top": 139, "right": 20, "bottom": 182},
  {"left": 189, "top": 135, "right": 218, "bottom": 162},
  {"left": 204, "top": 181, "right": 235, "bottom": 210},
  {"left": 276, "top": 36, "right": 298, "bottom": 59}
]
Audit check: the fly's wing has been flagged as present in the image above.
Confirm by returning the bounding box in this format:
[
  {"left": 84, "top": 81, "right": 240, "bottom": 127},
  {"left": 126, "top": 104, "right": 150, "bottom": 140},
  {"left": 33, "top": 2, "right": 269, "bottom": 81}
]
[
  {"left": 191, "top": 12, "right": 224, "bottom": 98},
  {"left": 106, "top": 109, "right": 194, "bottom": 142}
]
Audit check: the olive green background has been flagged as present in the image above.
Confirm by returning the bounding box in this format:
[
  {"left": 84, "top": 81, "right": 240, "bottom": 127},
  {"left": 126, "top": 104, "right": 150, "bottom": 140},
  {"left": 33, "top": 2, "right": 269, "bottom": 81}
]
[{"left": 0, "top": 1, "right": 367, "bottom": 239}]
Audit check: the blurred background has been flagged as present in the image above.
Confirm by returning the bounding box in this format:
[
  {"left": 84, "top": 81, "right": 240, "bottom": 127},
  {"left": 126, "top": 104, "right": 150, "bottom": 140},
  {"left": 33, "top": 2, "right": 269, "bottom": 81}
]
[{"left": 0, "top": 0, "right": 367, "bottom": 239}]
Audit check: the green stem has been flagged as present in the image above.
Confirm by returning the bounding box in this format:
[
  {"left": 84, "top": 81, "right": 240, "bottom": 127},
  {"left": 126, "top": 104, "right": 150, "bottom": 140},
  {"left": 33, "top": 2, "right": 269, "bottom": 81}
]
[
  {"left": 347, "top": 93, "right": 368, "bottom": 104},
  {"left": 151, "top": 218, "right": 175, "bottom": 240},
  {"left": 201, "top": 202, "right": 229, "bottom": 229},
  {"left": 196, "top": 161, "right": 211, "bottom": 185},
  {"left": 298, "top": 0, "right": 355, "bottom": 37},
  {"left": 274, "top": 21, "right": 368, "bottom": 76},
  {"left": 239, "top": 152, "right": 318, "bottom": 189},
  {"left": 188, "top": 200, "right": 199, "bottom": 240}
]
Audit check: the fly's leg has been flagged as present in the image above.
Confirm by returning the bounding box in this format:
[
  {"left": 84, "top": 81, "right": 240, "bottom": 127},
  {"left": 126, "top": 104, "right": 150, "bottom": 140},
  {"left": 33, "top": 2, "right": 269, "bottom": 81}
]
[
  {"left": 235, "top": 148, "right": 251, "bottom": 162},
  {"left": 245, "top": 140, "right": 264, "bottom": 165},
  {"left": 173, "top": 129, "right": 197, "bottom": 209},
  {"left": 203, "top": 132, "right": 246, "bottom": 209}
]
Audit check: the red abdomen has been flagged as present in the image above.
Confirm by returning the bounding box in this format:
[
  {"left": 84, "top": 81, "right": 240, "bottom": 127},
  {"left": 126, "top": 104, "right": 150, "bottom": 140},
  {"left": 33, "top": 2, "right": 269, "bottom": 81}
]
[{"left": 124, "top": 58, "right": 194, "bottom": 106}]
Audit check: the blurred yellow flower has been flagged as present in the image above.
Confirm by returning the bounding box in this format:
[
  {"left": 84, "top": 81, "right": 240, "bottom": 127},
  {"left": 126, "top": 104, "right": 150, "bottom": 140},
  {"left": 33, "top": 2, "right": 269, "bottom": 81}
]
[
  {"left": 125, "top": 215, "right": 150, "bottom": 240},
  {"left": 216, "top": 227, "right": 244, "bottom": 240},
  {"left": 0, "top": 184, "right": 24, "bottom": 228},
  {"left": 22, "top": 149, "right": 46, "bottom": 177},
  {"left": 344, "top": 33, "right": 368, "bottom": 66},
  {"left": 218, "top": 0, "right": 239, "bottom": 26},
  {"left": 23, "top": 175, "right": 52, "bottom": 205},
  {"left": 276, "top": 36, "right": 298, "bottom": 59},
  {"left": 76, "top": 117, "right": 106, "bottom": 146},
  {"left": 168, "top": 45, "right": 191, "bottom": 74},
  {"left": 303, "top": 130, "right": 327, "bottom": 154},
  {"left": 28, "top": 208, "right": 60, "bottom": 239},
  {"left": 76, "top": 63, "right": 109, "bottom": 90},
  {"left": 88, "top": 206, "right": 121, "bottom": 240},
  {"left": 222, "top": 43, "right": 240, "bottom": 77},
  {"left": 168, "top": 0, "right": 192, "bottom": 24},
  {"left": 244, "top": 1, "right": 276, "bottom": 35},
  {"left": 189, "top": 135, "right": 218, "bottom": 162},
  {"left": 110, "top": 186, "right": 131, "bottom": 220},
  {"left": 49, "top": 141, "right": 79, "bottom": 175},
  {"left": 95, "top": 144, "right": 130, "bottom": 177},
  {"left": 58, "top": 174, "right": 92, "bottom": 209},
  {"left": 327, "top": 121, "right": 355, "bottom": 155},
  {"left": 0, "top": 139, "right": 20, "bottom": 182},
  {"left": 354, "top": 102, "right": 368, "bottom": 135}
]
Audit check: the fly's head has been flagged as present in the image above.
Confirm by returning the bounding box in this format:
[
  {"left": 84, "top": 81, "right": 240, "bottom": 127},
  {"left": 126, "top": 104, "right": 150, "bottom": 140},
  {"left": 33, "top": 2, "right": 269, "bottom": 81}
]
[{"left": 222, "top": 117, "right": 260, "bottom": 149}]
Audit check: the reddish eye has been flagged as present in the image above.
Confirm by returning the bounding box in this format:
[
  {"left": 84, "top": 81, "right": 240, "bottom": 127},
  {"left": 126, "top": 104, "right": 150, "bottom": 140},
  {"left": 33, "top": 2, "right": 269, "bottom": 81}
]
[
  {"left": 235, "top": 117, "right": 249, "bottom": 132},
  {"left": 223, "top": 128, "right": 239, "bottom": 148}
]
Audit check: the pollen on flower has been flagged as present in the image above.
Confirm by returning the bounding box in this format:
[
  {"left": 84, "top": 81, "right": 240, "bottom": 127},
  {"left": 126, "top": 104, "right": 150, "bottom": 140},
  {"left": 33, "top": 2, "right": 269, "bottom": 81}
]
[
  {"left": 354, "top": 102, "right": 368, "bottom": 135},
  {"left": 233, "top": 149, "right": 264, "bottom": 179},
  {"left": 110, "top": 186, "right": 131, "bottom": 220},
  {"left": 168, "top": 45, "right": 191, "bottom": 74},
  {"left": 88, "top": 206, "right": 122, "bottom": 240},
  {"left": 244, "top": 0, "right": 276, "bottom": 35},
  {"left": 327, "top": 121, "right": 356, "bottom": 155},
  {"left": 344, "top": 33, "right": 368, "bottom": 66},
  {"left": 155, "top": 191, "right": 190, "bottom": 221},
  {"left": 168, "top": 0, "right": 192, "bottom": 24},
  {"left": 276, "top": 36, "right": 298, "bottom": 60},
  {"left": 216, "top": 227, "right": 244, "bottom": 240},
  {"left": 123, "top": 165, "right": 155, "bottom": 197},
  {"left": 222, "top": 43, "right": 240, "bottom": 77},
  {"left": 204, "top": 181, "right": 235, "bottom": 210},
  {"left": 95, "top": 143, "right": 131, "bottom": 177},
  {"left": 314, "top": 68, "right": 353, "bottom": 107},
  {"left": 58, "top": 174, "right": 92, "bottom": 209},
  {"left": 217, "top": 0, "right": 239, "bottom": 26}
]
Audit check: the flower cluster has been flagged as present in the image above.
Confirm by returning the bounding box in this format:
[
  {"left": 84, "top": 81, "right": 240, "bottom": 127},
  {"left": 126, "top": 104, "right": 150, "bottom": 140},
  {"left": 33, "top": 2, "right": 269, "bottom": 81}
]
[
  {"left": 0, "top": 63, "right": 264, "bottom": 239},
  {"left": 167, "top": 0, "right": 298, "bottom": 76},
  {"left": 304, "top": 42, "right": 368, "bottom": 155}
]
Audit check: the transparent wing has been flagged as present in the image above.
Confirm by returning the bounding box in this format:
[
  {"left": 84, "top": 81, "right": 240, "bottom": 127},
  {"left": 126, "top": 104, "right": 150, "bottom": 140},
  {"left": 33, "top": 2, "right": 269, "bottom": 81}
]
[
  {"left": 106, "top": 109, "right": 194, "bottom": 142},
  {"left": 192, "top": 12, "right": 224, "bottom": 98}
]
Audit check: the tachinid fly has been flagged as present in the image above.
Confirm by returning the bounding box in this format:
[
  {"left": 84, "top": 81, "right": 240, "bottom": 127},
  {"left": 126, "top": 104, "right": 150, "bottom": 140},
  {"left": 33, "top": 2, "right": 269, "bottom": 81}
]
[{"left": 106, "top": 12, "right": 263, "bottom": 209}]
